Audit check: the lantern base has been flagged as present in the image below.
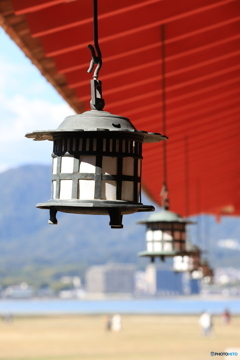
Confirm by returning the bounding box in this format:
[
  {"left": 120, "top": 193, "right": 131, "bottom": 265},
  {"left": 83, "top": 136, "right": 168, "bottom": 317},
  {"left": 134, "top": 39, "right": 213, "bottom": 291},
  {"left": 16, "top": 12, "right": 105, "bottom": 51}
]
[
  {"left": 138, "top": 250, "right": 189, "bottom": 262},
  {"left": 37, "top": 199, "right": 155, "bottom": 229}
]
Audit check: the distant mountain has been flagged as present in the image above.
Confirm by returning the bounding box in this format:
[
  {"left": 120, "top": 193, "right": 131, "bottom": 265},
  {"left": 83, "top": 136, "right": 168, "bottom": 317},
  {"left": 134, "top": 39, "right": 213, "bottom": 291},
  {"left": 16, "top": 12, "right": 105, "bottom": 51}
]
[{"left": 0, "top": 165, "right": 239, "bottom": 286}]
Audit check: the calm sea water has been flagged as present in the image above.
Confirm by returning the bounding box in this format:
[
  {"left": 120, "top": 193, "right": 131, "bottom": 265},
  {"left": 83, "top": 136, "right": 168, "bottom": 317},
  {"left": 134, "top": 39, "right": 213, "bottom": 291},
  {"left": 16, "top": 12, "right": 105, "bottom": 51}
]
[{"left": 0, "top": 298, "right": 239, "bottom": 315}]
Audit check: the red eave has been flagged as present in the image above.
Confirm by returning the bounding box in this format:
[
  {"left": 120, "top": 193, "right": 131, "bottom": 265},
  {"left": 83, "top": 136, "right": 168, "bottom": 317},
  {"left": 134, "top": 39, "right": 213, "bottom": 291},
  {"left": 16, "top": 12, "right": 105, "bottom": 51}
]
[{"left": 1, "top": 0, "right": 240, "bottom": 217}]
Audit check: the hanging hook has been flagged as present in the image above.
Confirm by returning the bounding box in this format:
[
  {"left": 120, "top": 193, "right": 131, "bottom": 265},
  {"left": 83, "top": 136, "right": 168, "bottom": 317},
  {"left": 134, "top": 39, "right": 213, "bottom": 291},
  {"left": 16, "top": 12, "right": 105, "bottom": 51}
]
[
  {"left": 87, "top": 0, "right": 104, "bottom": 110},
  {"left": 87, "top": 44, "right": 102, "bottom": 80}
]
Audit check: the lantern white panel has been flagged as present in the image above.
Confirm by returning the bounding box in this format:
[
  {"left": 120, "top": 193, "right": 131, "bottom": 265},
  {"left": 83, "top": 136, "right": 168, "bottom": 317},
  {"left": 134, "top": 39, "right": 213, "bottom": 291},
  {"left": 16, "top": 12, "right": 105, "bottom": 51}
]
[
  {"left": 102, "top": 157, "right": 117, "bottom": 175},
  {"left": 101, "top": 181, "right": 117, "bottom": 200},
  {"left": 146, "top": 230, "right": 153, "bottom": 241},
  {"left": 174, "top": 256, "right": 190, "bottom": 271},
  {"left": 123, "top": 157, "right": 134, "bottom": 176},
  {"left": 162, "top": 231, "right": 173, "bottom": 240},
  {"left": 122, "top": 181, "right": 134, "bottom": 201},
  {"left": 147, "top": 242, "right": 153, "bottom": 252},
  {"left": 79, "top": 180, "right": 95, "bottom": 200},
  {"left": 163, "top": 241, "right": 173, "bottom": 252},
  {"left": 80, "top": 156, "right": 96, "bottom": 173},
  {"left": 61, "top": 157, "right": 74, "bottom": 173},
  {"left": 153, "top": 230, "right": 162, "bottom": 241},
  {"left": 153, "top": 242, "right": 162, "bottom": 252},
  {"left": 52, "top": 157, "right": 58, "bottom": 174},
  {"left": 52, "top": 180, "right": 56, "bottom": 199},
  {"left": 60, "top": 180, "right": 72, "bottom": 199},
  {"left": 191, "top": 270, "right": 203, "bottom": 279}
]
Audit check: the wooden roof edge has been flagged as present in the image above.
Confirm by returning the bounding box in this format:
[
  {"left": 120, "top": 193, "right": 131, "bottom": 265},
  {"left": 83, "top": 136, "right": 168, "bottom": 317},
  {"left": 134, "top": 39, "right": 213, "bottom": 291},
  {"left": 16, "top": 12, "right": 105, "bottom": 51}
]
[{"left": 0, "top": 12, "right": 84, "bottom": 114}]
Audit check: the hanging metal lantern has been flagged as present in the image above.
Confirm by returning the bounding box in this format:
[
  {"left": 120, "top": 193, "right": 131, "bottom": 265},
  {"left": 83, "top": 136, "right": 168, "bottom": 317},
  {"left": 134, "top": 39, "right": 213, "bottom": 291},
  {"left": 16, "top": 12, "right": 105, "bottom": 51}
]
[
  {"left": 137, "top": 208, "right": 194, "bottom": 261},
  {"left": 199, "top": 259, "right": 214, "bottom": 284},
  {"left": 25, "top": 0, "right": 167, "bottom": 229},
  {"left": 173, "top": 243, "right": 201, "bottom": 273},
  {"left": 191, "top": 259, "right": 214, "bottom": 284},
  {"left": 26, "top": 111, "right": 166, "bottom": 228}
]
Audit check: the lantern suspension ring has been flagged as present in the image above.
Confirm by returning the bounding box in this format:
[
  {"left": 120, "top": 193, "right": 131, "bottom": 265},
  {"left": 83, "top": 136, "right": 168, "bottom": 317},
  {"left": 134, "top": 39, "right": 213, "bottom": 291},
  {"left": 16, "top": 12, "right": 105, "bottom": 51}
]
[{"left": 87, "top": 0, "right": 105, "bottom": 111}]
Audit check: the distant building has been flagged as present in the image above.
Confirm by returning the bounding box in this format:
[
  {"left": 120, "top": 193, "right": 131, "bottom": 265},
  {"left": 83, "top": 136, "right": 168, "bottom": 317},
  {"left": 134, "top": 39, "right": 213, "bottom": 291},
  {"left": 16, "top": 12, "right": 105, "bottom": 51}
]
[
  {"left": 145, "top": 264, "right": 200, "bottom": 296},
  {"left": 1, "top": 282, "right": 34, "bottom": 299},
  {"left": 86, "top": 264, "right": 135, "bottom": 294}
]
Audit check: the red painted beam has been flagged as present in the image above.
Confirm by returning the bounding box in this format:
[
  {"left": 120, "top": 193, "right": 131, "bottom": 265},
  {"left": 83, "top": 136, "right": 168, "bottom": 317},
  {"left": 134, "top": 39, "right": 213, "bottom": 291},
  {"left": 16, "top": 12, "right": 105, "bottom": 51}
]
[
  {"left": 11, "top": 0, "right": 65, "bottom": 15},
  {"left": 53, "top": 24, "right": 240, "bottom": 74},
  {"left": 26, "top": 0, "right": 160, "bottom": 37},
  {"left": 39, "top": 1, "right": 240, "bottom": 57}
]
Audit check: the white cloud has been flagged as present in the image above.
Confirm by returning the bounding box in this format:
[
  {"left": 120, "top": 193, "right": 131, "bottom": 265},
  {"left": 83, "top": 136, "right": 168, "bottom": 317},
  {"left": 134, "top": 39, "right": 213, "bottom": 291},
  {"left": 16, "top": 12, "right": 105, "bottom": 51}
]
[
  {"left": 0, "top": 52, "right": 75, "bottom": 171},
  {"left": 218, "top": 239, "right": 240, "bottom": 251}
]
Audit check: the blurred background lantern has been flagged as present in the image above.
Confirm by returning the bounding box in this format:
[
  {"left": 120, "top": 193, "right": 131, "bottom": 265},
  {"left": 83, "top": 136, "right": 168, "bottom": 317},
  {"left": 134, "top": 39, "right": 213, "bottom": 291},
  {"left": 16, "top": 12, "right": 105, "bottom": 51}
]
[{"left": 173, "top": 243, "right": 202, "bottom": 273}]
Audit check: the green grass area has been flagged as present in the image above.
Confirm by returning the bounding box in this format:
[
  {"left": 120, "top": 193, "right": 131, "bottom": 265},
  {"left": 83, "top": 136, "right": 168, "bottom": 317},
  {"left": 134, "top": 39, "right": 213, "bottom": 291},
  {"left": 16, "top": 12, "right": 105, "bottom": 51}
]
[{"left": 0, "top": 315, "right": 238, "bottom": 360}]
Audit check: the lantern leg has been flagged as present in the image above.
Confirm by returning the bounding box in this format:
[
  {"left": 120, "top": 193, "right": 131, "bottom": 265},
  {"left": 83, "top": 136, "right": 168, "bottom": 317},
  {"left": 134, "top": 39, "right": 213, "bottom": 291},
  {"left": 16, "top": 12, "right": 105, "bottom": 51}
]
[
  {"left": 108, "top": 209, "right": 123, "bottom": 229},
  {"left": 150, "top": 256, "right": 155, "bottom": 263},
  {"left": 48, "top": 208, "right": 58, "bottom": 225},
  {"left": 160, "top": 255, "right": 165, "bottom": 262}
]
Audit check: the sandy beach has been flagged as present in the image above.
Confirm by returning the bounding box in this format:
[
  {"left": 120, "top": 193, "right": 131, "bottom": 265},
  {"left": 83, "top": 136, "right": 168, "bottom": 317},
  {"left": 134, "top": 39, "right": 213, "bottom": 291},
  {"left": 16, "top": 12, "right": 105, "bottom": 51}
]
[{"left": 0, "top": 314, "right": 239, "bottom": 359}]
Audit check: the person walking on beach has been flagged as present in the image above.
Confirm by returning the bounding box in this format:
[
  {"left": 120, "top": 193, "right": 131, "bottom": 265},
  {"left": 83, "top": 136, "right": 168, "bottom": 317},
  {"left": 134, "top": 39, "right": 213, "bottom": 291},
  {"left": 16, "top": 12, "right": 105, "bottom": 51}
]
[{"left": 199, "top": 311, "right": 213, "bottom": 337}]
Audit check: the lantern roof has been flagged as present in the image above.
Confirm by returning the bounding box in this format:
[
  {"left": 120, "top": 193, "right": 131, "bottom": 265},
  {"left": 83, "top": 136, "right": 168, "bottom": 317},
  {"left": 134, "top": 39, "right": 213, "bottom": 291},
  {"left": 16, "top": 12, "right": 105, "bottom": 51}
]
[
  {"left": 25, "top": 110, "right": 167, "bottom": 143},
  {"left": 138, "top": 208, "right": 195, "bottom": 225},
  {"left": 185, "top": 242, "right": 202, "bottom": 253}
]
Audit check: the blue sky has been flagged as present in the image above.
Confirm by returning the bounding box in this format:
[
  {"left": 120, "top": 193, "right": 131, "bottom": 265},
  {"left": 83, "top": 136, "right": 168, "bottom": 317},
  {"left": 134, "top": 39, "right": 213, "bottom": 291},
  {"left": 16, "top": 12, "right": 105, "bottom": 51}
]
[{"left": 0, "top": 28, "right": 75, "bottom": 172}]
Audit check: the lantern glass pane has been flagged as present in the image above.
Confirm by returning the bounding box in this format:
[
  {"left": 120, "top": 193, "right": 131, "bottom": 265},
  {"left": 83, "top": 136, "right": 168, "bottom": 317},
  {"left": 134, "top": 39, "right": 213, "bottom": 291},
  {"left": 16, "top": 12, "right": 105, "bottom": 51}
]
[
  {"left": 174, "top": 231, "right": 182, "bottom": 240},
  {"left": 61, "top": 157, "right": 74, "bottom": 173},
  {"left": 79, "top": 180, "right": 95, "bottom": 200},
  {"left": 123, "top": 157, "right": 134, "bottom": 176},
  {"left": 102, "top": 157, "right": 117, "bottom": 175},
  {"left": 174, "top": 256, "right": 189, "bottom": 271},
  {"left": 146, "top": 230, "right": 153, "bottom": 241},
  {"left": 153, "top": 230, "right": 161, "bottom": 241},
  {"left": 174, "top": 241, "right": 182, "bottom": 251},
  {"left": 192, "top": 270, "right": 203, "bottom": 279},
  {"left": 163, "top": 242, "right": 172, "bottom": 252},
  {"left": 101, "top": 181, "right": 117, "bottom": 200},
  {"left": 52, "top": 180, "right": 56, "bottom": 199},
  {"left": 80, "top": 156, "right": 96, "bottom": 173},
  {"left": 162, "top": 231, "right": 173, "bottom": 240},
  {"left": 153, "top": 242, "right": 161, "bottom": 252},
  {"left": 53, "top": 157, "right": 58, "bottom": 174},
  {"left": 147, "top": 242, "right": 153, "bottom": 252},
  {"left": 60, "top": 180, "right": 72, "bottom": 199},
  {"left": 122, "top": 181, "right": 134, "bottom": 201}
]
